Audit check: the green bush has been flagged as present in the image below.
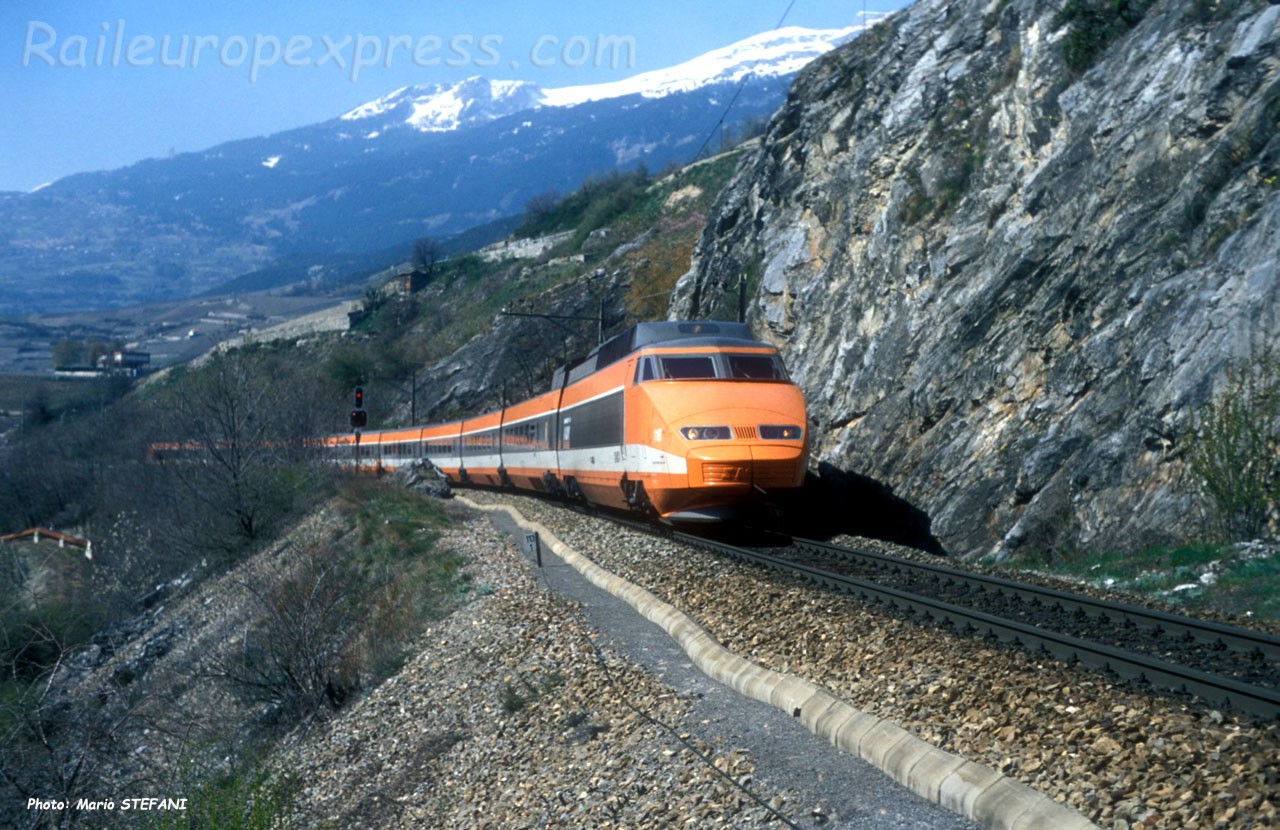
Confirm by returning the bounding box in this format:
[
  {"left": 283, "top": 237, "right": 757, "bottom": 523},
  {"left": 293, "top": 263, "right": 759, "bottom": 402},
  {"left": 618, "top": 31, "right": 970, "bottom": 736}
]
[
  {"left": 1055, "top": 0, "right": 1156, "bottom": 73},
  {"left": 1187, "top": 347, "right": 1280, "bottom": 541}
]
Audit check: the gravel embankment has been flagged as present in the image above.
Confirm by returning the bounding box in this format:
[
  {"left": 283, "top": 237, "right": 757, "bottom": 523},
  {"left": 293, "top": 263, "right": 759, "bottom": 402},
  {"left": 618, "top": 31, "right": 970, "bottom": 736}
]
[
  {"left": 278, "top": 507, "right": 807, "bottom": 828},
  {"left": 464, "top": 492, "right": 1280, "bottom": 830}
]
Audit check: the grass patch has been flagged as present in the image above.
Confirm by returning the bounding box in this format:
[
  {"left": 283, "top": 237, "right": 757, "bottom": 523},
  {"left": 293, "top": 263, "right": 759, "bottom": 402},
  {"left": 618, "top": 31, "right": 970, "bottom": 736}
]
[
  {"left": 1203, "top": 556, "right": 1280, "bottom": 621},
  {"left": 220, "top": 480, "right": 466, "bottom": 722},
  {"left": 340, "top": 479, "right": 468, "bottom": 617},
  {"left": 500, "top": 671, "right": 565, "bottom": 713},
  {"left": 994, "top": 542, "right": 1280, "bottom": 622},
  {"left": 335, "top": 479, "right": 469, "bottom": 673},
  {"left": 138, "top": 758, "right": 299, "bottom": 830}
]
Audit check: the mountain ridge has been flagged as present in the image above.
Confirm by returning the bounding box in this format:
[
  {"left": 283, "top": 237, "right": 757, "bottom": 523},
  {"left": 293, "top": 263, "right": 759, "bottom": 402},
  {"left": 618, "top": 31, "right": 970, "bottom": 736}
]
[
  {"left": 337, "top": 25, "right": 862, "bottom": 134},
  {"left": 0, "top": 26, "right": 856, "bottom": 315}
]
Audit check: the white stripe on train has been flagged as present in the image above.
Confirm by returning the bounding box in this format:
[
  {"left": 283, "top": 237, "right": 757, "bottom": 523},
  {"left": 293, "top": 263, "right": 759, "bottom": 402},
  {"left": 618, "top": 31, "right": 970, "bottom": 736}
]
[{"left": 342, "top": 444, "right": 689, "bottom": 476}]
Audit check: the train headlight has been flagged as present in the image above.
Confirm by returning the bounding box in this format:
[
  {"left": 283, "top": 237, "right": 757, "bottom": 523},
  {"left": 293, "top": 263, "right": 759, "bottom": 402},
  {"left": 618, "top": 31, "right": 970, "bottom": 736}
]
[
  {"left": 680, "top": 426, "right": 731, "bottom": 441},
  {"left": 759, "top": 425, "right": 803, "bottom": 440}
]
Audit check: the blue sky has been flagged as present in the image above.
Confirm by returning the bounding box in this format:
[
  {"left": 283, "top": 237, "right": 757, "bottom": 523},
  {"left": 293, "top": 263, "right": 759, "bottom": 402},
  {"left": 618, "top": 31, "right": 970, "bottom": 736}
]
[{"left": 1, "top": 1, "right": 907, "bottom": 193}]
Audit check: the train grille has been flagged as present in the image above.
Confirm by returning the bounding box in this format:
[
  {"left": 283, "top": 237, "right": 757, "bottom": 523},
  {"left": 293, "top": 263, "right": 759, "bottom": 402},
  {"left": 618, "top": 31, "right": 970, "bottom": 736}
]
[
  {"left": 702, "top": 463, "right": 750, "bottom": 484},
  {"left": 753, "top": 460, "right": 800, "bottom": 488},
  {"left": 733, "top": 426, "right": 757, "bottom": 440}
]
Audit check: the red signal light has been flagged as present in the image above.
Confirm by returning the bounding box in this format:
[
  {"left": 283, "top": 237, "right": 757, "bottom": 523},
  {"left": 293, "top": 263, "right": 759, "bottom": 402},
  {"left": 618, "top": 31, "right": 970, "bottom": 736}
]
[{"left": 354, "top": 386, "right": 364, "bottom": 409}]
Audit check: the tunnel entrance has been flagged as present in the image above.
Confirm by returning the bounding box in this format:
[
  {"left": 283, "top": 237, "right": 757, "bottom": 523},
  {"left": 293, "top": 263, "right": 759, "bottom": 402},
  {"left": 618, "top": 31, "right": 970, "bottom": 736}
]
[{"left": 778, "top": 462, "right": 946, "bottom": 556}]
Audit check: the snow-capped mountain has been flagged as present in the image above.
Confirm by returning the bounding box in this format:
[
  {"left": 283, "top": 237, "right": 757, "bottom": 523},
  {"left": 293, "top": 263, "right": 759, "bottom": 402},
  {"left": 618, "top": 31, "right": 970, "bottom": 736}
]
[
  {"left": 0, "top": 25, "right": 868, "bottom": 314},
  {"left": 340, "top": 26, "right": 858, "bottom": 134},
  {"left": 541, "top": 25, "right": 860, "bottom": 106},
  {"left": 341, "top": 77, "right": 543, "bottom": 134}
]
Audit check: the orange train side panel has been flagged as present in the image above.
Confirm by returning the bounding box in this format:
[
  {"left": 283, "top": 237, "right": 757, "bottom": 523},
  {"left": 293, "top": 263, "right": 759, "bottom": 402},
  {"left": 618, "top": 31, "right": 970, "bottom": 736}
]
[{"left": 555, "top": 357, "right": 631, "bottom": 511}]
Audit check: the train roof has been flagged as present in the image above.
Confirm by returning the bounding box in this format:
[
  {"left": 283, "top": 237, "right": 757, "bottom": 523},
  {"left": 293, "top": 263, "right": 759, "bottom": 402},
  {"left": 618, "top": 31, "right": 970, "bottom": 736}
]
[
  {"left": 631, "top": 321, "right": 759, "bottom": 349},
  {"left": 552, "top": 321, "right": 768, "bottom": 388}
]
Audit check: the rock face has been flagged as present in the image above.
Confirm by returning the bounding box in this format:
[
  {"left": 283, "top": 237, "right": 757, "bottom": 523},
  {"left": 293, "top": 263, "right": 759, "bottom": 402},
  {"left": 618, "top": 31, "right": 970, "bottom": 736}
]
[
  {"left": 671, "top": 0, "right": 1280, "bottom": 557},
  {"left": 417, "top": 266, "right": 634, "bottom": 422}
]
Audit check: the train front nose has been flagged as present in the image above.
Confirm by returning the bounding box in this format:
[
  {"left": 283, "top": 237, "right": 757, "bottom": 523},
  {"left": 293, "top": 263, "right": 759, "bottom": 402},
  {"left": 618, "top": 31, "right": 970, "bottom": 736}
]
[
  {"left": 662, "top": 442, "right": 804, "bottom": 523},
  {"left": 640, "top": 376, "right": 807, "bottom": 522},
  {"left": 688, "top": 443, "right": 806, "bottom": 490}
]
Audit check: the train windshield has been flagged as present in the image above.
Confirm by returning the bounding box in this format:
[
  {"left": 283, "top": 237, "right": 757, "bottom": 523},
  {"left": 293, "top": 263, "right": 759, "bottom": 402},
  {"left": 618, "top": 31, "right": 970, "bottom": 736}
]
[
  {"left": 726, "top": 354, "right": 786, "bottom": 379},
  {"left": 637, "top": 353, "right": 789, "bottom": 382},
  {"left": 661, "top": 356, "right": 717, "bottom": 379}
]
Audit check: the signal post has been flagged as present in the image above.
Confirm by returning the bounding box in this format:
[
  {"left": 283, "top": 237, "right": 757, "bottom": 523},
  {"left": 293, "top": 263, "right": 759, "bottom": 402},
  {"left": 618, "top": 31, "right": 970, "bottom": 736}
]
[{"left": 350, "top": 386, "right": 367, "bottom": 464}]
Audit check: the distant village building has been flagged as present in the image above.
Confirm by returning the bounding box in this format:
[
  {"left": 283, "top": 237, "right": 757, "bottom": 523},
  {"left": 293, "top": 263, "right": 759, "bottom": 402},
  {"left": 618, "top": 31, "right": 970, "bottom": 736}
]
[
  {"left": 96, "top": 350, "right": 151, "bottom": 377},
  {"left": 53, "top": 343, "right": 151, "bottom": 379},
  {"left": 401, "top": 269, "right": 431, "bottom": 295}
]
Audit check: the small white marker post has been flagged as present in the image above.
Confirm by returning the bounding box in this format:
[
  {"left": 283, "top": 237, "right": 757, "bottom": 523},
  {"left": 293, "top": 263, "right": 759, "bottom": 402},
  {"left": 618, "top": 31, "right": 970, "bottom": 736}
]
[{"left": 523, "top": 531, "right": 542, "bottom": 567}]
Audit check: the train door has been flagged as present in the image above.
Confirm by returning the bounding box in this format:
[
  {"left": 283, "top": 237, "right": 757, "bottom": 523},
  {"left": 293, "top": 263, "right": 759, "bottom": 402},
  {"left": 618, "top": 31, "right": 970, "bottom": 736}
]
[{"left": 622, "top": 357, "right": 640, "bottom": 480}]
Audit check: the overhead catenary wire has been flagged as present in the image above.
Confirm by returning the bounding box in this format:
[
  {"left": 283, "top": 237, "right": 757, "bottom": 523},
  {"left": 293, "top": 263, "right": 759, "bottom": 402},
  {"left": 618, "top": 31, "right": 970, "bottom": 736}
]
[{"left": 690, "top": 0, "right": 799, "bottom": 162}]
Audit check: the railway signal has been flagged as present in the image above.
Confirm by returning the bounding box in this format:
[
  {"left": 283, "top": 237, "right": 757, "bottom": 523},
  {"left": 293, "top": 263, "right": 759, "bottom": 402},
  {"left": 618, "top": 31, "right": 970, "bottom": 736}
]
[{"left": 350, "top": 386, "right": 367, "bottom": 430}]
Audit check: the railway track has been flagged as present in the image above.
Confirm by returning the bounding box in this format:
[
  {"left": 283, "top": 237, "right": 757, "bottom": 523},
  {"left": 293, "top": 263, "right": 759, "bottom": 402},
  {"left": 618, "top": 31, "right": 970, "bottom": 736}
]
[
  {"left": 465, "top": 490, "right": 1280, "bottom": 828},
  {"left": 667, "top": 530, "right": 1280, "bottom": 721}
]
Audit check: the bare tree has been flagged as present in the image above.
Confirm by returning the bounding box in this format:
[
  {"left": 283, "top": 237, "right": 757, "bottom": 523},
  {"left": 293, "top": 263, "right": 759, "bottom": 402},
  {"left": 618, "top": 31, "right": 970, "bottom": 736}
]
[
  {"left": 150, "top": 347, "right": 333, "bottom": 560},
  {"left": 0, "top": 606, "right": 144, "bottom": 830},
  {"left": 213, "top": 540, "right": 362, "bottom": 721},
  {"left": 411, "top": 236, "right": 441, "bottom": 277}
]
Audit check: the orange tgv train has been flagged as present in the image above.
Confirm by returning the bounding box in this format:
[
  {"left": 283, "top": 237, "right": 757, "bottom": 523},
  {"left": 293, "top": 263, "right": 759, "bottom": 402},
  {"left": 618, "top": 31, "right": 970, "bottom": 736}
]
[{"left": 324, "top": 321, "right": 809, "bottom": 522}]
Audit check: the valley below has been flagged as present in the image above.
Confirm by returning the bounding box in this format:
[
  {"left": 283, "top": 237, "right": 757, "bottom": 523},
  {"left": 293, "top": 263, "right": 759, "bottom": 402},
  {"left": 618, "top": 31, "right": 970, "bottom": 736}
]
[{"left": 0, "top": 292, "right": 357, "bottom": 377}]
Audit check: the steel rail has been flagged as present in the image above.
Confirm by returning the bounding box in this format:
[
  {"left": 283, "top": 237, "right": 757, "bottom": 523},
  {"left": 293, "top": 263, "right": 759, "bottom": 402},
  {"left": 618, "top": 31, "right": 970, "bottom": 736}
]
[
  {"left": 674, "top": 532, "right": 1280, "bottom": 721},
  {"left": 789, "top": 537, "right": 1280, "bottom": 662}
]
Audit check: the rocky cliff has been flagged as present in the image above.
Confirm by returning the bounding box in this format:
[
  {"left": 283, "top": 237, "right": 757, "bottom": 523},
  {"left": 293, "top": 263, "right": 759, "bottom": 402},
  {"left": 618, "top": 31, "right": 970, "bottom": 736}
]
[{"left": 671, "top": 0, "right": 1280, "bottom": 557}]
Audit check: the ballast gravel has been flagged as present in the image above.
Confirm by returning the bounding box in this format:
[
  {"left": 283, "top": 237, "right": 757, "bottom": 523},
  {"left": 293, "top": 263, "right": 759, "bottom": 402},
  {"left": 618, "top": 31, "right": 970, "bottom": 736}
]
[
  {"left": 279, "top": 507, "right": 821, "bottom": 828},
  {"left": 460, "top": 492, "right": 1280, "bottom": 830}
]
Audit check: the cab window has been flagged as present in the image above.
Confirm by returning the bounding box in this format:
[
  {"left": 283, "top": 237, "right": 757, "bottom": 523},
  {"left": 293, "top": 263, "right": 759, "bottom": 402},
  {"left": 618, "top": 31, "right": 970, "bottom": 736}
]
[
  {"left": 660, "top": 356, "right": 717, "bottom": 379},
  {"left": 633, "top": 352, "right": 790, "bottom": 382},
  {"left": 635, "top": 356, "right": 657, "bottom": 383},
  {"left": 727, "top": 354, "right": 787, "bottom": 380}
]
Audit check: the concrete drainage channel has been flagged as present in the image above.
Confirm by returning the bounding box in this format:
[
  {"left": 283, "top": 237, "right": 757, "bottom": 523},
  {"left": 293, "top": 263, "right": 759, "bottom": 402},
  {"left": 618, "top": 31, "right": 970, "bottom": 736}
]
[{"left": 458, "top": 497, "right": 1098, "bottom": 830}]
